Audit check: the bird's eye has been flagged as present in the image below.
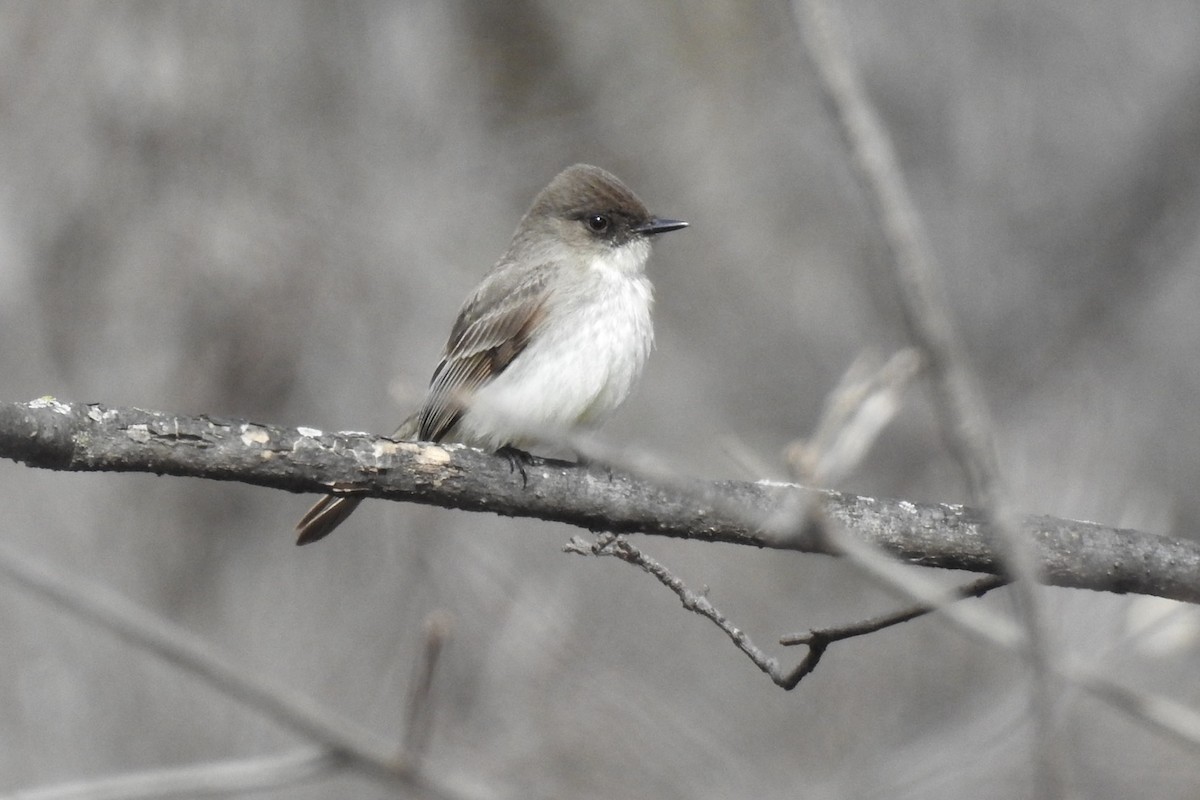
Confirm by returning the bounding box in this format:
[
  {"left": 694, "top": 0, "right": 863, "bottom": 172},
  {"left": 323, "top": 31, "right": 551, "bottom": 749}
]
[{"left": 585, "top": 214, "right": 609, "bottom": 233}]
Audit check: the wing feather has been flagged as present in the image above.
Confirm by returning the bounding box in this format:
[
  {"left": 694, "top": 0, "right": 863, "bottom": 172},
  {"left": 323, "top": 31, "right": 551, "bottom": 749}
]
[{"left": 417, "top": 265, "right": 551, "bottom": 442}]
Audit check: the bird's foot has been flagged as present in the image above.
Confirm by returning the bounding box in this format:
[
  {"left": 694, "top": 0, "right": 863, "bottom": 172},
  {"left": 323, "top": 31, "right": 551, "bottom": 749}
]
[{"left": 496, "top": 445, "right": 535, "bottom": 488}]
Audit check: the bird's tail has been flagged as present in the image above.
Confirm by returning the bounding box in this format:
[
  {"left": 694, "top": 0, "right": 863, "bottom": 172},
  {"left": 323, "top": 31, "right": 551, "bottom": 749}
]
[
  {"left": 293, "top": 413, "right": 421, "bottom": 545},
  {"left": 295, "top": 494, "right": 365, "bottom": 545}
]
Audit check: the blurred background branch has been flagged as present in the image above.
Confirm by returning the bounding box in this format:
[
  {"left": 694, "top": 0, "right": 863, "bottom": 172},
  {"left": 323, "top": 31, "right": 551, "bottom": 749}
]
[
  {"left": 3, "top": 3, "right": 1200, "bottom": 797},
  {"left": 0, "top": 537, "right": 454, "bottom": 797},
  {"left": 795, "top": 2, "right": 1063, "bottom": 792}
]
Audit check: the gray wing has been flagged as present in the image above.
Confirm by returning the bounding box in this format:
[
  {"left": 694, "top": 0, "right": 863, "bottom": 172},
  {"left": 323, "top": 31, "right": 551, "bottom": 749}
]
[
  {"left": 417, "top": 265, "right": 551, "bottom": 442},
  {"left": 297, "top": 265, "right": 551, "bottom": 545}
]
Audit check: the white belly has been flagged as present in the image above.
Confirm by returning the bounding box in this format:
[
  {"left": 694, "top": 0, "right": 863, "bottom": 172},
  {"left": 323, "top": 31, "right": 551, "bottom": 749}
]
[{"left": 457, "top": 268, "right": 654, "bottom": 449}]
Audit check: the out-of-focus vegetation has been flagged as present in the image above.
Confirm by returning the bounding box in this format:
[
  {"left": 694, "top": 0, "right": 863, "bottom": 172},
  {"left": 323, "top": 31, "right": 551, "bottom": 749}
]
[{"left": 2, "top": 2, "right": 1199, "bottom": 797}]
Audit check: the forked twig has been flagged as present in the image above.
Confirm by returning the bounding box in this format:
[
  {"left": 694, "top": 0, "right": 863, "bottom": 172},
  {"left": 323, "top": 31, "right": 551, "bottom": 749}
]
[{"left": 567, "top": 534, "right": 1005, "bottom": 690}]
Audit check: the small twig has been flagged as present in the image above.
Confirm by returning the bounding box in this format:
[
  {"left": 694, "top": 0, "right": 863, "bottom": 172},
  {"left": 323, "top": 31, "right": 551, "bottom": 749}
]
[
  {"left": 572, "top": 527, "right": 1200, "bottom": 755},
  {"left": 402, "top": 611, "right": 454, "bottom": 762},
  {"left": 566, "top": 535, "right": 799, "bottom": 688},
  {"left": 3, "top": 748, "right": 338, "bottom": 800},
  {"left": 789, "top": 518, "right": 1200, "bottom": 759},
  {"left": 779, "top": 574, "right": 1008, "bottom": 648},
  {"left": 569, "top": 535, "right": 1002, "bottom": 691},
  {"left": 820, "top": 517, "right": 1200, "bottom": 760}
]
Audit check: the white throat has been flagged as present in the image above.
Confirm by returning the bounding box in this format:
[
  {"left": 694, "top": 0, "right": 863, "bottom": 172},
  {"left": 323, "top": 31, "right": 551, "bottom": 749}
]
[{"left": 591, "top": 238, "right": 651, "bottom": 276}]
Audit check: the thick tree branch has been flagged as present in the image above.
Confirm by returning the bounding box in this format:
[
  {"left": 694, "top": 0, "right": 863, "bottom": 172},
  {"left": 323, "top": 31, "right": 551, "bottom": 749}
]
[{"left": 3, "top": 398, "right": 1198, "bottom": 603}]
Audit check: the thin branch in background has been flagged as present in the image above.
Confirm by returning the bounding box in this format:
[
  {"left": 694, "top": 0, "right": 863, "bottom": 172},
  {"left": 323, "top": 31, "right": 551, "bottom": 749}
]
[
  {"left": 718, "top": 434, "right": 781, "bottom": 481},
  {"left": 819, "top": 516, "right": 1025, "bottom": 650},
  {"left": 758, "top": 348, "right": 920, "bottom": 547},
  {"left": 784, "top": 348, "right": 922, "bottom": 486},
  {"left": 795, "top": 1, "right": 1063, "bottom": 794},
  {"left": 402, "top": 611, "right": 454, "bottom": 762},
  {"left": 0, "top": 542, "right": 470, "bottom": 799},
  {"left": 1111, "top": 596, "right": 1200, "bottom": 661},
  {"left": 2, "top": 749, "right": 338, "bottom": 800},
  {"left": 574, "top": 522, "right": 1200, "bottom": 763},
  {"left": 718, "top": 348, "right": 919, "bottom": 483},
  {"left": 821, "top": 514, "right": 1200, "bottom": 761},
  {"left": 1071, "top": 666, "right": 1200, "bottom": 757}
]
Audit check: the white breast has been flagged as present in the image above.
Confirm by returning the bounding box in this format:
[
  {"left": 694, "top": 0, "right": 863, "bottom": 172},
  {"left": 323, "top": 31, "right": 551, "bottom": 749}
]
[{"left": 457, "top": 253, "right": 654, "bottom": 450}]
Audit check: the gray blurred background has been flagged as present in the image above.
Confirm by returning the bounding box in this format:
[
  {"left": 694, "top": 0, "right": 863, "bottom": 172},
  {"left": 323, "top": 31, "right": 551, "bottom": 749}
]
[{"left": 2, "top": 1, "right": 1200, "bottom": 797}]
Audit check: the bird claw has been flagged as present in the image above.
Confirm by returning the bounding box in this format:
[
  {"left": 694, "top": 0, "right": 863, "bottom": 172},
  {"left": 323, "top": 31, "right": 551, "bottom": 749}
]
[{"left": 496, "top": 445, "right": 534, "bottom": 488}]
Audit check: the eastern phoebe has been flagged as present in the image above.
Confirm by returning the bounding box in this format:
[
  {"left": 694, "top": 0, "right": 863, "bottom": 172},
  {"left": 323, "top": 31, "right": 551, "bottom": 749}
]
[{"left": 296, "top": 164, "right": 686, "bottom": 544}]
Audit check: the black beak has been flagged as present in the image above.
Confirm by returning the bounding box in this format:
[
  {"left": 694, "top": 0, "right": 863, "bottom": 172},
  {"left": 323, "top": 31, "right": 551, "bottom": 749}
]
[{"left": 633, "top": 217, "right": 688, "bottom": 236}]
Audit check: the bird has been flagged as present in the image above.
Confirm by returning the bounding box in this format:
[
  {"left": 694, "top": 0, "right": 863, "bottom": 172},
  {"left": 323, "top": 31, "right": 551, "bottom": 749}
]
[{"left": 295, "top": 163, "right": 687, "bottom": 544}]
